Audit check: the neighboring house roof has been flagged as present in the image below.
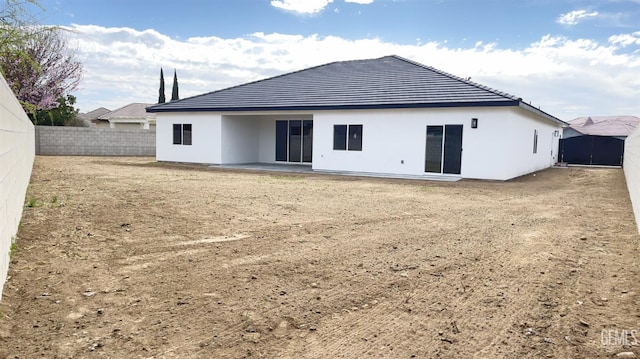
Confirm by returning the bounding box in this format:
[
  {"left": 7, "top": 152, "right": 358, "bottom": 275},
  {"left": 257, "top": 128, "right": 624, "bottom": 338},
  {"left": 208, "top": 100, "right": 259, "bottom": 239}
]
[
  {"left": 567, "top": 116, "right": 640, "bottom": 137},
  {"left": 147, "top": 55, "right": 563, "bottom": 125},
  {"left": 79, "top": 107, "right": 111, "bottom": 121},
  {"left": 99, "top": 103, "right": 155, "bottom": 120}
]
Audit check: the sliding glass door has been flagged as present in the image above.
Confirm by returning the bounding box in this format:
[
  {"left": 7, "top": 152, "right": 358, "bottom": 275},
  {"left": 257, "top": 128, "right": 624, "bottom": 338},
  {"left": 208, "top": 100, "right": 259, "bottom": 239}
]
[
  {"left": 302, "top": 120, "right": 313, "bottom": 162},
  {"left": 288, "top": 120, "right": 302, "bottom": 162},
  {"left": 443, "top": 125, "right": 463, "bottom": 174},
  {"left": 276, "top": 120, "right": 313, "bottom": 163},
  {"left": 425, "top": 125, "right": 463, "bottom": 174},
  {"left": 425, "top": 126, "right": 444, "bottom": 173}
]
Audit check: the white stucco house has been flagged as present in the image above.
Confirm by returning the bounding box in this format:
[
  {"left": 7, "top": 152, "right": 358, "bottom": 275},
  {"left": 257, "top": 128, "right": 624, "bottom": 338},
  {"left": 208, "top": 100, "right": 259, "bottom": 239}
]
[{"left": 146, "top": 55, "right": 565, "bottom": 181}]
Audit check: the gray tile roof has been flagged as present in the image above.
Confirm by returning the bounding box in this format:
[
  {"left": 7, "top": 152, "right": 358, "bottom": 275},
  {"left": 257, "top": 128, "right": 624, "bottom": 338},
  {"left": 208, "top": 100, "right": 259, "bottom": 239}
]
[{"left": 147, "top": 55, "right": 560, "bottom": 124}]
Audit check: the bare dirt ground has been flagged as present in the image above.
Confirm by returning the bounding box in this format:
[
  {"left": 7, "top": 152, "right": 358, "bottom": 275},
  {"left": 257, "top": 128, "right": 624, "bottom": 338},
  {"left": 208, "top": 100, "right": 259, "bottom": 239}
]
[{"left": 1, "top": 156, "right": 639, "bottom": 358}]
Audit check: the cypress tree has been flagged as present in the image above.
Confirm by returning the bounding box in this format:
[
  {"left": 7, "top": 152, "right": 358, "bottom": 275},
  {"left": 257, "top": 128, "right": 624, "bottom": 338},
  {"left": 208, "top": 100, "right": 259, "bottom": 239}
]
[
  {"left": 171, "top": 69, "right": 179, "bottom": 101},
  {"left": 158, "top": 68, "right": 166, "bottom": 104}
]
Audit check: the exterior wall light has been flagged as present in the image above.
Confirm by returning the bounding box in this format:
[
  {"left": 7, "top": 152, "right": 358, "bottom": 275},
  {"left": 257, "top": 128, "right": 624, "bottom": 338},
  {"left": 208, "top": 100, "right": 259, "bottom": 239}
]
[{"left": 471, "top": 118, "right": 478, "bottom": 128}]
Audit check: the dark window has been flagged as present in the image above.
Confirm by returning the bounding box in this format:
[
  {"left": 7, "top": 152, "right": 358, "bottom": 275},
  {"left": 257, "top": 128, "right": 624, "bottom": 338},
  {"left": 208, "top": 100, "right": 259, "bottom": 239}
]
[
  {"left": 334, "top": 124, "right": 362, "bottom": 151},
  {"left": 533, "top": 129, "right": 538, "bottom": 154},
  {"left": 173, "top": 123, "right": 192, "bottom": 145},
  {"left": 425, "top": 126, "right": 444, "bottom": 173},
  {"left": 302, "top": 120, "right": 313, "bottom": 162},
  {"left": 183, "top": 124, "right": 192, "bottom": 145},
  {"left": 289, "top": 120, "right": 302, "bottom": 162},
  {"left": 275, "top": 120, "right": 288, "bottom": 161},
  {"left": 333, "top": 125, "right": 347, "bottom": 150},
  {"left": 348, "top": 125, "right": 363, "bottom": 151},
  {"left": 173, "top": 124, "right": 182, "bottom": 145}
]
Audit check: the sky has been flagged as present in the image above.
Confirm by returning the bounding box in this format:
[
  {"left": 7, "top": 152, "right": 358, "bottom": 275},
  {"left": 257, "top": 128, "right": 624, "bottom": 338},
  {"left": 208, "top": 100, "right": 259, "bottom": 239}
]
[{"left": 27, "top": 0, "right": 640, "bottom": 121}]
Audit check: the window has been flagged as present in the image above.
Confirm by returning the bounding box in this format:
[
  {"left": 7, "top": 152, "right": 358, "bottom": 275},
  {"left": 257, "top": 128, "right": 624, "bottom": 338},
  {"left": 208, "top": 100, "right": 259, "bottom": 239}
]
[
  {"left": 333, "top": 125, "right": 347, "bottom": 150},
  {"left": 275, "top": 121, "right": 288, "bottom": 161},
  {"left": 348, "top": 125, "right": 363, "bottom": 151},
  {"left": 289, "top": 120, "right": 302, "bottom": 162},
  {"left": 183, "top": 124, "right": 192, "bottom": 145},
  {"left": 333, "top": 124, "right": 362, "bottom": 151},
  {"left": 173, "top": 123, "right": 192, "bottom": 145},
  {"left": 173, "top": 124, "right": 181, "bottom": 144},
  {"left": 533, "top": 129, "right": 538, "bottom": 154}
]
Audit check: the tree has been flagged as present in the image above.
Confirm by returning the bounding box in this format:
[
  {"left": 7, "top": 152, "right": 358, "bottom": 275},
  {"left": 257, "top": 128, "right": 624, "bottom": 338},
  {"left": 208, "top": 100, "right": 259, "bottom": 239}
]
[
  {"left": 171, "top": 69, "right": 179, "bottom": 101},
  {"left": 158, "top": 67, "right": 165, "bottom": 103},
  {"left": 31, "top": 94, "right": 83, "bottom": 126},
  {"left": 0, "top": 0, "right": 42, "bottom": 49},
  {"left": 0, "top": 27, "right": 83, "bottom": 114},
  {"left": 1, "top": 1, "right": 82, "bottom": 117}
]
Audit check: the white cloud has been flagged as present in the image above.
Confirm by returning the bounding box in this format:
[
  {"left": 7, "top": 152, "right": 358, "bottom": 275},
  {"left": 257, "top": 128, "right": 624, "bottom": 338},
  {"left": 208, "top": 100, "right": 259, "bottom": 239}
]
[
  {"left": 345, "top": 0, "right": 374, "bottom": 4},
  {"left": 557, "top": 9, "right": 599, "bottom": 25},
  {"left": 270, "top": 0, "right": 333, "bottom": 14},
  {"left": 609, "top": 31, "right": 640, "bottom": 47},
  {"left": 63, "top": 25, "right": 640, "bottom": 121}
]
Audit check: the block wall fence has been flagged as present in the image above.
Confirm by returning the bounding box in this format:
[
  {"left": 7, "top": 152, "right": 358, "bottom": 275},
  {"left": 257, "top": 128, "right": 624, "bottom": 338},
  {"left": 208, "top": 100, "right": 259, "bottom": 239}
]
[
  {"left": 35, "top": 126, "right": 155, "bottom": 156},
  {"left": 624, "top": 126, "right": 640, "bottom": 234},
  {"left": 0, "top": 74, "right": 35, "bottom": 300}
]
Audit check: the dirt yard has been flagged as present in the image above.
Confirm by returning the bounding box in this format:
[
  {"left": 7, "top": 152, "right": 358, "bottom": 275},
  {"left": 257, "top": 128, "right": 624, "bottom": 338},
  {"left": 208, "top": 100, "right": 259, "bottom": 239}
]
[{"left": 0, "top": 156, "right": 639, "bottom": 358}]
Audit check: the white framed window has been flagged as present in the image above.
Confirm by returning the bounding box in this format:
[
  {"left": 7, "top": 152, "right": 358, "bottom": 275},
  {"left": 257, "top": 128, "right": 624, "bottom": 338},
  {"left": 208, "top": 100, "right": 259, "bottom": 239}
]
[
  {"left": 173, "top": 124, "right": 192, "bottom": 145},
  {"left": 333, "top": 124, "right": 362, "bottom": 151}
]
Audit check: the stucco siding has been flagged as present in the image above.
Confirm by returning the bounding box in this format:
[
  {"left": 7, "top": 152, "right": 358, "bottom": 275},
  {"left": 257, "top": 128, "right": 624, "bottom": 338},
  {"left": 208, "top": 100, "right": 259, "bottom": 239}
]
[
  {"left": 624, "top": 125, "right": 640, "bottom": 234},
  {"left": 500, "top": 107, "right": 561, "bottom": 180},
  {"left": 312, "top": 108, "right": 454, "bottom": 176},
  {"left": 312, "top": 107, "right": 561, "bottom": 180},
  {"left": 258, "top": 117, "right": 276, "bottom": 163},
  {"left": 455, "top": 108, "right": 515, "bottom": 180},
  {"left": 156, "top": 112, "right": 222, "bottom": 164},
  {"left": 220, "top": 116, "right": 259, "bottom": 164},
  {"left": 156, "top": 107, "right": 561, "bottom": 180},
  {"left": 0, "top": 73, "right": 35, "bottom": 300},
  {"left": 93, "top": 121, "right": 110, "bottom": 128}
]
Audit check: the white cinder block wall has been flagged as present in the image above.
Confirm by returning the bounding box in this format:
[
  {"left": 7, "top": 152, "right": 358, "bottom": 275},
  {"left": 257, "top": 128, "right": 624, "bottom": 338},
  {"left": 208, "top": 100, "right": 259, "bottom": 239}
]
[
  {"left": 624, "top": 125, "right": 640, "bottom": 234},
  {"left": 0, "top": 73, "right": 35, "bottom": 300}
]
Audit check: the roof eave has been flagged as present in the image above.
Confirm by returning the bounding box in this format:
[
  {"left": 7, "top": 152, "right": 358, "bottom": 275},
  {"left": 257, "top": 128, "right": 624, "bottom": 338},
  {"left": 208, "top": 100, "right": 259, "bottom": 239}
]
[
  {"left": 146, "top": 100, "right": 520, "bottom": 113},
  {"left": 518, "top": 101, "right": 567, "bottom": 126}
]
